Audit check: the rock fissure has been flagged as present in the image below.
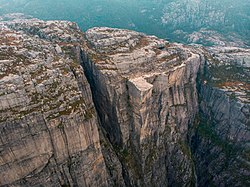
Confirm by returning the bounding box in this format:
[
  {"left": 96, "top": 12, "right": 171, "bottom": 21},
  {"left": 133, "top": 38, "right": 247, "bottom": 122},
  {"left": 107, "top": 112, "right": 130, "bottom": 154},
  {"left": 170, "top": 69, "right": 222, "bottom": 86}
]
[{"left": 0, "top": 17, "right": 249, "bottom": 186}]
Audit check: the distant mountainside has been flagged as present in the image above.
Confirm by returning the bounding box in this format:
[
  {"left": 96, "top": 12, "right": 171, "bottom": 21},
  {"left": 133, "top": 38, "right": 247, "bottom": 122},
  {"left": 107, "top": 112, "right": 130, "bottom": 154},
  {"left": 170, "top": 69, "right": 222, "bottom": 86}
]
[
  {"left": 0, "top": 0, "right": 249, "bottom": 47},
  {"left": 161, "top": 0, "right": 250, "bottom": 46}
]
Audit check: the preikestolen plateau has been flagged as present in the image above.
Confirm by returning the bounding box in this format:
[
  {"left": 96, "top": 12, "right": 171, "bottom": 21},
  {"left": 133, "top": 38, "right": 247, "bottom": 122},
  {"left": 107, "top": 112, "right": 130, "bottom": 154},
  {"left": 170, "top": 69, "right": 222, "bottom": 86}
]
[{"left": 0, "top": 0, "right": 249, "bottom": 186}]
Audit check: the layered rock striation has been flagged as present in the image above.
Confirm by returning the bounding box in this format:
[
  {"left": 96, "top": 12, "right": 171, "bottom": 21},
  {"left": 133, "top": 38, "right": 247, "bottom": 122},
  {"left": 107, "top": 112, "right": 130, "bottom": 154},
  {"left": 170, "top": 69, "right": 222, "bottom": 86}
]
[
  {"left": 0, "top": 16, "right": 249, "bottom": 186},
  {"left": 0, "top": 17, "right": 109, "bottom": 186},
  {"left": 191, "top": 46, "right": 250, "bottom": 186},
  {"left": 81, "top": 27, "right": 202, "bottom": 186}
]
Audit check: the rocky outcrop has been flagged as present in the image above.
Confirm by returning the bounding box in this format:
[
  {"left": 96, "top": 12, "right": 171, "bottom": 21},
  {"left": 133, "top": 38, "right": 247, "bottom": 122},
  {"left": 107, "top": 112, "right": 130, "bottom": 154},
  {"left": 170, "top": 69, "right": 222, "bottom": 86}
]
[
  {"left": 0, "top": 18, "right": 109, "bottom": 186},
  {"left": 192, "top": 85, "right": 250, "bottom": 186},
  {"left": 0, "top": 16, "right": 249, "bottom": 186},
  {"left": 190, "top": 46, "right": 250, "bottom": 186},
  {"left": 81, "top": 27, "right": 203, "bottom": 186}
]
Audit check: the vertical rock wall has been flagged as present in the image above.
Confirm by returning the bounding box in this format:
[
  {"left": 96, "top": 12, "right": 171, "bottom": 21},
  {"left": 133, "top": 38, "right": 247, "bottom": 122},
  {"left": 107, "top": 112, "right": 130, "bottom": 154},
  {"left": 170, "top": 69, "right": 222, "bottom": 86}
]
[
  {"left": 81, "top": 27, "right": 203, "bottom": 186},
  {"left": 0, "top": 19, "right": 109, "bottom": 187}
]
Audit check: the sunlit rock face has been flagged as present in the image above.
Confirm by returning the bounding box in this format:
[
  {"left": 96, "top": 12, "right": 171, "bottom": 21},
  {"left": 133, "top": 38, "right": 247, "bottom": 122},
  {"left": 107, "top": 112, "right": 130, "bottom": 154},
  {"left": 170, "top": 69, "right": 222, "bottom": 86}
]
[
  {"left": 0, "top": 17, "right": 109, "bottom": 187},
  {"left": 0, "top": 16, "right": 249, "bottom": 187},
  {"left": 82, "top": 27, "right": 202, "bottom": 186}
]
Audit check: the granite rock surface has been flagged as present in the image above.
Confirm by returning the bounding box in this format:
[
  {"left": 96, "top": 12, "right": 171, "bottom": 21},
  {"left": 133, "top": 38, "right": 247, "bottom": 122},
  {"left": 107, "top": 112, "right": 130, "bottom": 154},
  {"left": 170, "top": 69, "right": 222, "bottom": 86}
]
[{"left": 0, "top": 16, "right": 249, "bottom": 186}]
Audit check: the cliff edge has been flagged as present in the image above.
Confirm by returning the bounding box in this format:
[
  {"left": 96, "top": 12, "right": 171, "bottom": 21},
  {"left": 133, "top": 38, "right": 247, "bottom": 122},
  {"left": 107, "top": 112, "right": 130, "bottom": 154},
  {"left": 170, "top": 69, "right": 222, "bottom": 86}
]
[{"left": 0, "top": 16, "right": 249, "bottom": 186}]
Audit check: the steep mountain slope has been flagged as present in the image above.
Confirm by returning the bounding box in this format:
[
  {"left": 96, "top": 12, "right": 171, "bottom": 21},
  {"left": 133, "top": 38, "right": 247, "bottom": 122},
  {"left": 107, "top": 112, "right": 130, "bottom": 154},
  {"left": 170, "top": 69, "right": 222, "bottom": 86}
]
[
  {"left": 191, "top": 46, "right": 250, "bottom": 186},
  {"left": 0, "top": 16, "right": 249, "bottom": 186},
  {"left": 162, "top": 0, "right": 250, "bottom": 46},
  {"left": 82, "top": 27, "right": 202, "bottom": 186},
  {"left": 0, "top": 18, "right": 109, "bottom": 186}
]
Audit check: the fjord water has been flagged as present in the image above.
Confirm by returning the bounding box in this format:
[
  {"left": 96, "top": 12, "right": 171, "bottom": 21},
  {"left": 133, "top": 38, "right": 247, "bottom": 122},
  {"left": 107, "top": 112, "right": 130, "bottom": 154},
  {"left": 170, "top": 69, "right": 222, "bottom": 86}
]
[
  {"left": 0, "top": 0, "right": 249, "bottom": 45},
  {"left": 0, "top": 0, "right": 167, "bottom": 38}
]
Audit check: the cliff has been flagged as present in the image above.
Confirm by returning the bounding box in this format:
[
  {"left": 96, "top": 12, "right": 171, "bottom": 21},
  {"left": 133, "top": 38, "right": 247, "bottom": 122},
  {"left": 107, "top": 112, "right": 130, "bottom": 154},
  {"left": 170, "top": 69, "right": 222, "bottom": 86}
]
[
  {"left": 82, "top": 27, "right": 201, "bottom": 186},
  {"left": 191, "top": 46, "right": 250, "bottom": 186},
  {"left": 0, "top": 17, "right": 109, "bottom": 186},
  {"left": 0, "top": 16, "right": 249, "bottom": 186}
]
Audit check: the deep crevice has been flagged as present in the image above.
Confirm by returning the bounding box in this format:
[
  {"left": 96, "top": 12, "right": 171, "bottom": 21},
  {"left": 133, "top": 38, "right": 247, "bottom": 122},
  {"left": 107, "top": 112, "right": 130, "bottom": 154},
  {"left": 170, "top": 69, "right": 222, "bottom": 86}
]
[{"left": 78, "top": 49, "right": 134, "bottom": 186}]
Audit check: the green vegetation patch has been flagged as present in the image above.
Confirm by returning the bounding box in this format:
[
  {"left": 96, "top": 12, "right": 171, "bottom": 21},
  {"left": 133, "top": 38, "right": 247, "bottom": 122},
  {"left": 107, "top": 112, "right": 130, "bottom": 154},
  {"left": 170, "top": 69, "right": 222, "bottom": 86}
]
[{"left": 196, "top": 115, "right": 239, "bottom": 158}]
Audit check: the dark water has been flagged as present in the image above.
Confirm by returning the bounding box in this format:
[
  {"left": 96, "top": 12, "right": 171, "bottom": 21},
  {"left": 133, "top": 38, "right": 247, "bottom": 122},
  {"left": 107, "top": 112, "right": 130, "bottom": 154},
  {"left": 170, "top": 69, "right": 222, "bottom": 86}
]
[
  {"left": 0, "top": 0, "right": 249, "bottom": 44},
  {"left": 0, "top": 0, "right": 169, "bottom": 38}
]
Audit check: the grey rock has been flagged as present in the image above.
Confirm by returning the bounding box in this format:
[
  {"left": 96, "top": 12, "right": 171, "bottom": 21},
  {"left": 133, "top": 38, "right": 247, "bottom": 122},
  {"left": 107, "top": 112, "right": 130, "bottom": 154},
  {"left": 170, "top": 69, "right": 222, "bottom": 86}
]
[
  {"left": 0, "top": 19, "right": 109, "bottom": 187},
  {"left": 0, "top": 17, "right": 249, "bottom": 187}
]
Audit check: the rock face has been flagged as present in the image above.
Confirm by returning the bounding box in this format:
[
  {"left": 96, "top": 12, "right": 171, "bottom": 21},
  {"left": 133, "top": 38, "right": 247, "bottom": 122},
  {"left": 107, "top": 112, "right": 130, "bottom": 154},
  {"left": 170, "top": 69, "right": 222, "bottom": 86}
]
[
  {"left": 82, "top": 27, "right": 202, "bottom": 186},
  {"left": 191, "top": 46, "right": 250, "bottom": 186},
  {"left": 192, "top": 85, "right": 250, "bottom": 186},
  {"left": 0, "top": 17, "right": 109, "bottom": 186},
  {"left": 0, "top": 16, "right": 249, "bottom": 186}
]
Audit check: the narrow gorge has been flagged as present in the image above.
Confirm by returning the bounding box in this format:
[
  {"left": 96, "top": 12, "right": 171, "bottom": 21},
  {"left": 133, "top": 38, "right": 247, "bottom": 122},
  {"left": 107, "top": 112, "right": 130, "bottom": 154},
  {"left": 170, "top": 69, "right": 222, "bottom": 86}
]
[{"left": 0, "top": 17, "right": 249, "bottom": 186}]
